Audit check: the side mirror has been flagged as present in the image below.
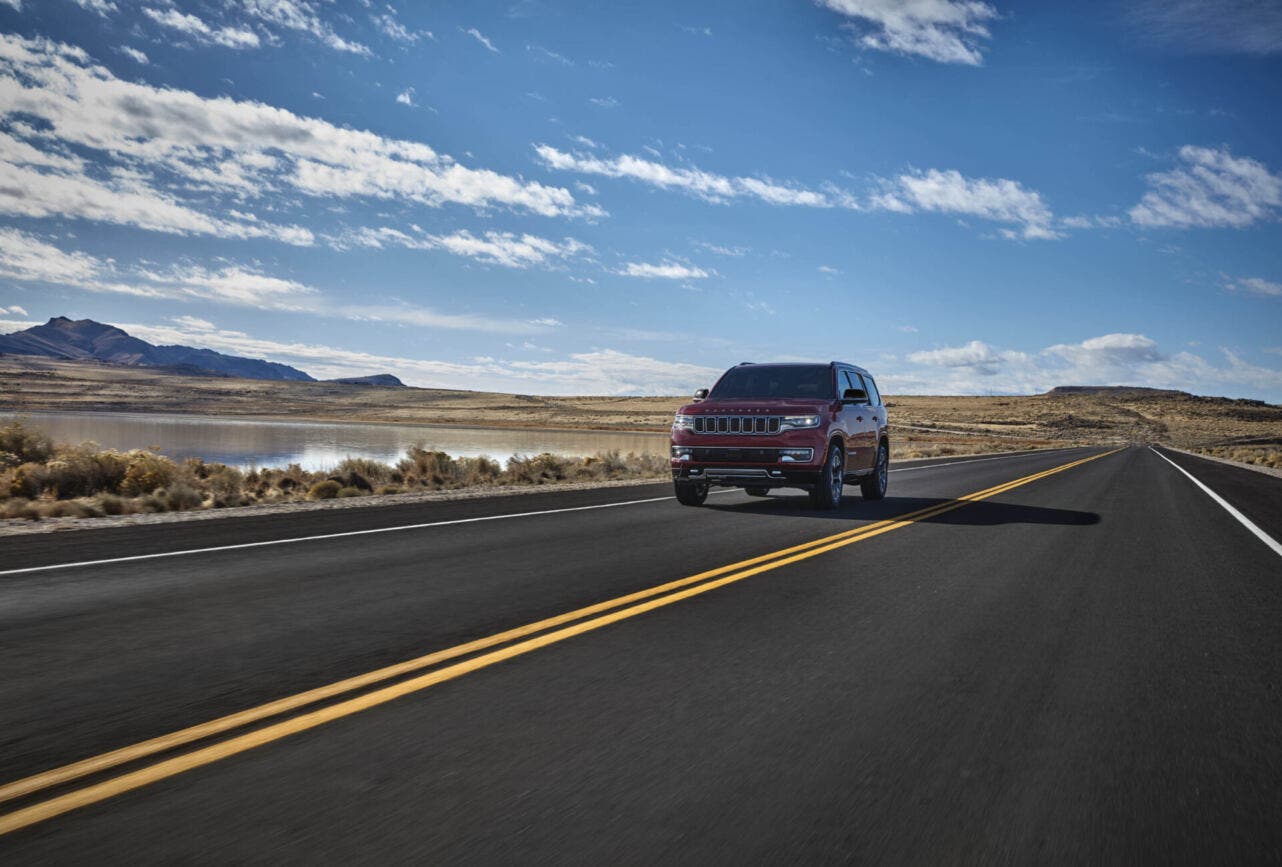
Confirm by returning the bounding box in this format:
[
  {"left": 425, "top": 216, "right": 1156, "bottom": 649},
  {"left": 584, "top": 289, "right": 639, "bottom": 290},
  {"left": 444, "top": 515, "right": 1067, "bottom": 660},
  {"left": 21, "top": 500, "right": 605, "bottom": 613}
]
[
  {"left": 842, "top": 388, "right": 868, "bottom": 404},
  {"left": 693, "top": 388, "right": 709, "bottom": 402}
]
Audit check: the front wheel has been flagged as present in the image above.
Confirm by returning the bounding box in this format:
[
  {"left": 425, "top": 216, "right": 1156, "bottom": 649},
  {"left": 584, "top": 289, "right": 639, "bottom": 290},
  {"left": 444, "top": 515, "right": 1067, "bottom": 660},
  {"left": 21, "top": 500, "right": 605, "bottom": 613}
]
[
  {"left": 674, "top": 481, "right": 708, "bottom": 506},
  {"left": 861, "top": 441, "right": 888, "bottom": 500},
  {"left": 744, "top": 486, "right": 770, "bottom": 497},
  {"left": 808, "top": 442, "right": 844, "bottom": 510}
]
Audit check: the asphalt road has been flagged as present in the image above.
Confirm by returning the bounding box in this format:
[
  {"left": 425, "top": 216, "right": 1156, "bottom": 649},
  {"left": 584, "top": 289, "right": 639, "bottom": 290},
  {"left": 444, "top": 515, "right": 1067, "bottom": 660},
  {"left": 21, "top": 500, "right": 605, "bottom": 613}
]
[{"left": 1, "top": 444, "right": 1279, "bottom": 863}]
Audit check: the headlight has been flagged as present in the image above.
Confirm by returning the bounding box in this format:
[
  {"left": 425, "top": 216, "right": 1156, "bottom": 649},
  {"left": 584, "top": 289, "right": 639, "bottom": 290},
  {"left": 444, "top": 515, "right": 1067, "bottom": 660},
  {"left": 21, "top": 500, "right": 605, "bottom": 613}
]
[
  {"left": 671, "top": 446, "right": 693, "bottom": 461},
  {"left": 673, "top": 413, "right": 695, "bottom": 431},
  {"left": 779, "top": 415, "right": 820, "bottom": 431},
  {"left": 779, "top": 448, "right": 814, "bottom": 462}
]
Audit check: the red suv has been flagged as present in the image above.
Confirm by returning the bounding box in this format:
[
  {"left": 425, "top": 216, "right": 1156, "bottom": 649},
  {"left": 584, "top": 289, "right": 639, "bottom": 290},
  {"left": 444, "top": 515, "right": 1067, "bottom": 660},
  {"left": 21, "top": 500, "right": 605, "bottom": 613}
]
[{"left": 670, "top": 361, "right": 889, "bottom": 509}]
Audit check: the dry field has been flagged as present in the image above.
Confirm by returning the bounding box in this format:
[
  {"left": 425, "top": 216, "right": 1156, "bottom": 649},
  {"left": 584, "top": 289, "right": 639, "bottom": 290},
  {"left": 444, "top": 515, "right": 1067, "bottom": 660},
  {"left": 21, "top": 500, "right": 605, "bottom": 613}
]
[{"left": 3, "top": 357, "right": 1279, "bottom": 465}]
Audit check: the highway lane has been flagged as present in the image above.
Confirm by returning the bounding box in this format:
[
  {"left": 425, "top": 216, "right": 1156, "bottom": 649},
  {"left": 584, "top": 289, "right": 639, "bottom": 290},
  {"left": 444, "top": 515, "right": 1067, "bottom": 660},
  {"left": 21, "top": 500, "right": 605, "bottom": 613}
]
[{"left": 1, "top": 444, "right": 1279, "bottom": 862}]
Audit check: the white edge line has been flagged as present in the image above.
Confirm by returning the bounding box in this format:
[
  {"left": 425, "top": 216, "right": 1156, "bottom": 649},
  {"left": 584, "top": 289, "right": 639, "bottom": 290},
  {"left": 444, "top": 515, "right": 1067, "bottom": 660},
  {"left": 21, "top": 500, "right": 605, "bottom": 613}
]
[
  {"left": 2, "top": 447, "right": 1090, "bottom": 578},
  {"left": 1150, "top": 446, "right": 1282, "bottom": 559},
  {"left": 0, "top": 495, "right": 675, "bottom": 578}
]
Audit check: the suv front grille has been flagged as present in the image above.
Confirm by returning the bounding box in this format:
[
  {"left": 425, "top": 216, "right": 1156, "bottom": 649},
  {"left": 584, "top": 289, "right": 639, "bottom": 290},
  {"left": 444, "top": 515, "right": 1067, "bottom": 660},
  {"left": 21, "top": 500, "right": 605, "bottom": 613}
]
[{"left": 692, "top": 415, "right": 782, "bottom": 435}]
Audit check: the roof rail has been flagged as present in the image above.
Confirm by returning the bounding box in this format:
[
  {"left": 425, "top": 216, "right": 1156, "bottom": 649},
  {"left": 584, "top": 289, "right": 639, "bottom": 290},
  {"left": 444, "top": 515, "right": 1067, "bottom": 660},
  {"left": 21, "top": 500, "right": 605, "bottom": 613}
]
[{"left": 737, "top": 361, "right": 753, "bottom": 366}]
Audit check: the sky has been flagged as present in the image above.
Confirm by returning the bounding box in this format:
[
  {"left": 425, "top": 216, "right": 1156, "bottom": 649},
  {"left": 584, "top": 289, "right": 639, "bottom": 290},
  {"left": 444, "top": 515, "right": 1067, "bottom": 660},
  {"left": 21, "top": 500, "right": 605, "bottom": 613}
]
[{"left": 0, "top": 0, "right": 1280, "bottom": 399}]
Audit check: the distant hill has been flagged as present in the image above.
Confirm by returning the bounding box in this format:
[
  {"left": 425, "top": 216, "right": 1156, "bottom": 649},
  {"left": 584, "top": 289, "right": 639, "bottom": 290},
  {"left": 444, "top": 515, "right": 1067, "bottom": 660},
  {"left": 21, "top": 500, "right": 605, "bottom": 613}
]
[
  {"left": 0, "top": 317, "right": 314, "bottom": 382},
  {"left": 327, "top": 374, "right": 406, "bottom": 387}
]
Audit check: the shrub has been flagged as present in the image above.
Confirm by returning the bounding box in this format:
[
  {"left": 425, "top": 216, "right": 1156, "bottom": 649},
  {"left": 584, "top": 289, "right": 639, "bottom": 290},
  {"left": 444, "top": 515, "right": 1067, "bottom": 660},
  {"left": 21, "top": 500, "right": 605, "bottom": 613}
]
[
  {"left": 121, "top": 452, "right": 177, "bottom": 496},
  {"left": 95, "top": 493, "right": 128, "bottom": 515},
  {"left": 336, "top": 486, "right": 363, "bottom": 498},
  {"left": 205, "top": 464, "right": 244, "bottom": 497},
  {"left": 161, "top": 483, "right": 204, "bottom": 511},
  {"left": 40, "top": 445, "right": 130, "bottom": 498},
  {"left": 308, "top": 479, "right": 342, "bottom": 500},
  {"left": 335, "top": 457, "right": 393, "bottom": 486},
  {"left": 0, "top": 421, "right": 54, "bottom": 465},
  {"left": 0, "top": 497, "right": 40, "bottom": 520},
  {"left": 8, "top": 462, "right": 45, "bottom": 499}
]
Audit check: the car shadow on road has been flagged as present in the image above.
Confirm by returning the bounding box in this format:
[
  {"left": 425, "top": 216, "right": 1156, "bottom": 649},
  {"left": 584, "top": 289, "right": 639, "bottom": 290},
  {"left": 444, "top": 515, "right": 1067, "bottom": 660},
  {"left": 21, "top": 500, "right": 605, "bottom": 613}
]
[{"left": 705, "top": 495, "right": 1100, "bottom": 526}]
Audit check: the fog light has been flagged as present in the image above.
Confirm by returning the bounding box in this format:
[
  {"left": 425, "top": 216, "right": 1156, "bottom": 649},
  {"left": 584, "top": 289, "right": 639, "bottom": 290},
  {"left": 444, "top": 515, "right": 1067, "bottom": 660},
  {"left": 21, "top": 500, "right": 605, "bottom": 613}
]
[
  {"left": 779, "top": 448, "right": 814, "bottom": 462},
  {"left": 671, "top": 446, "right": 693, "bottom": 461}
]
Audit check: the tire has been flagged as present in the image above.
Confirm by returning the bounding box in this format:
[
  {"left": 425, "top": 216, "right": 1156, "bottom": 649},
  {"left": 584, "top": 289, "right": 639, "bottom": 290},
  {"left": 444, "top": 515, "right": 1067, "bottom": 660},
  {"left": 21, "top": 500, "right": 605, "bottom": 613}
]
[
  {"left": 808, "top": 441, "right": 844, "bottom": 510},
  {"left": 674, "top": 481, "right": 708, "bottom": 506},
  {"left": 745, "top": 486, "right": 770, "bottom": 497},
  {"left": 861, "top": 441, "right": 889, "bottom": 501}
]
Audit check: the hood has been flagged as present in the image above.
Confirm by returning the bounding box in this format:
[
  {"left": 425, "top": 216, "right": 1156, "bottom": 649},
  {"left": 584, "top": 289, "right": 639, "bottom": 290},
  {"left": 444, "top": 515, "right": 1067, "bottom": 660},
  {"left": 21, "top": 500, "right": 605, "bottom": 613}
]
[{"left": 678, "top": 398, "right": 833, "bottom": 414}]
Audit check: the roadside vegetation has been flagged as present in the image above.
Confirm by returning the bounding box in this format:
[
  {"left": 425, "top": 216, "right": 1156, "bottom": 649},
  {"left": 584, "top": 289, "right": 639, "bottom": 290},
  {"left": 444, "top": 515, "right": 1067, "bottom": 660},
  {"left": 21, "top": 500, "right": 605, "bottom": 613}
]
[
  {"left": 0, "top": 421, "right": 668, "bottom": 521},
  {"left": 1190, "top": 443, "right": 1282, "bottom": 469}
]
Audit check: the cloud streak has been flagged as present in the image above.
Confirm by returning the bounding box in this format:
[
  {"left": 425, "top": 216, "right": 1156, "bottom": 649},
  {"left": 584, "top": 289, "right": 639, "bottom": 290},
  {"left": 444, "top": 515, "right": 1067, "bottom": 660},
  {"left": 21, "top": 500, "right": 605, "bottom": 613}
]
[
  {"left": 0, "top": 35, "right": 597, "bottom": 249},
  {"left": 1129, "top": 145, "right": 1282, "bottom": 229},
  {"left": 817, "top": 0, "right": 999, "bottom": 65},
  {"left": 0, "top": 228, "right": 559, "bottom": 334},
  {"left": 538, "top": 144, "right": 1062, "bottom": 239}
]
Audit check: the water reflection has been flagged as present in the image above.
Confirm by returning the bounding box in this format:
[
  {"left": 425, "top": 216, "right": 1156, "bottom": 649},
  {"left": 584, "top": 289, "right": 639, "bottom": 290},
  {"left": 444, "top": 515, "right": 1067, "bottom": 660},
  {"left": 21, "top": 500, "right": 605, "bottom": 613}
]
[{"left": 3, "top": 412, "right": 670, "bottom": 471}]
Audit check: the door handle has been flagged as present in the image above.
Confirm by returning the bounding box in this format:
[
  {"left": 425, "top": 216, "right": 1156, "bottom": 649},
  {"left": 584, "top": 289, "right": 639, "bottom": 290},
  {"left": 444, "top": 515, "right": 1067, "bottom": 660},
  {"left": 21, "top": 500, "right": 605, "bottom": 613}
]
[{"left": 856, "top": 416, "right": 863, "bottom": 422}]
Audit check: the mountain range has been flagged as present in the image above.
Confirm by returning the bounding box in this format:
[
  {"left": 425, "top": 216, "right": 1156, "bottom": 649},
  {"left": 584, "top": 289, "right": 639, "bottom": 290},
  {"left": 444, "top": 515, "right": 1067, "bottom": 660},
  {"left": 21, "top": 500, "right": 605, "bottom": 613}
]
[{"left": 0, "top": 318, "right": 402, "bottom": 385}]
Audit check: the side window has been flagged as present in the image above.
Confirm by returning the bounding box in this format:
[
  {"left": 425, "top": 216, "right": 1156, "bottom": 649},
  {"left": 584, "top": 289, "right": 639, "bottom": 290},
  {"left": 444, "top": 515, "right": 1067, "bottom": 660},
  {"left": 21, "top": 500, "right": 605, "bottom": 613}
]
[
  {"left": 849, "top": 371, "right": 870, "bottom": 403},
  {"left": 863, "top": 375, "right": 882, "bottom": 406},
  {"left": 840, "top": 370, "right": 858, "bottom": 397}
]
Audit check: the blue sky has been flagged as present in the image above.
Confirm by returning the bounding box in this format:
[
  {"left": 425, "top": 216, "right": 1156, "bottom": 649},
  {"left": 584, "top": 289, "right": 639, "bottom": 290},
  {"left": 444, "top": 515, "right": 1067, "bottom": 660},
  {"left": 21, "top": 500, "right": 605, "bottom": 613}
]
[{"left": 0, "top": 0, "right": 1280, "bottom": 398}]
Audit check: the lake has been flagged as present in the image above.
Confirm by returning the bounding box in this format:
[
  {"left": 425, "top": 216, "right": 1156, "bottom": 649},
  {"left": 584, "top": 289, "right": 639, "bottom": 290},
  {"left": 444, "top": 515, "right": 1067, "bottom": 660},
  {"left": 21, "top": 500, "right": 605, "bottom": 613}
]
[{"left": 2, "top": 412, "right": 670, "bottom": 471}]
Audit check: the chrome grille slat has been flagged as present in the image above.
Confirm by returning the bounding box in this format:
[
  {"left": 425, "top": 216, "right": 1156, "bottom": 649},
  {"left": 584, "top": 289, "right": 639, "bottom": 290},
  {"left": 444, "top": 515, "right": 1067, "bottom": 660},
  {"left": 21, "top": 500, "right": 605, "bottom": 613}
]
[{"left": 691, "top": 415, "right": 786, "bottom": 435}]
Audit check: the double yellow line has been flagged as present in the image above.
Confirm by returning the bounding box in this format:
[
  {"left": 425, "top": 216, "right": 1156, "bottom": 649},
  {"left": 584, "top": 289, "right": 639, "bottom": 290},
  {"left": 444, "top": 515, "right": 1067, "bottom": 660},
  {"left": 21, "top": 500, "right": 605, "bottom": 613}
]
[{"left": 0, "top": 448, "right": 1119, "bottom": 836}]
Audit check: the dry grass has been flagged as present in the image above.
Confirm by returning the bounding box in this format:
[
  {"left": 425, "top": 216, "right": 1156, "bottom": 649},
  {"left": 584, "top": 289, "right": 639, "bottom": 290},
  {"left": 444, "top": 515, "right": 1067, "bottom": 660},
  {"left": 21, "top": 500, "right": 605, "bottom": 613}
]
[
  {"left": 1189, "top": 444, "right": 1282, "bottom": 469},
  {"left": 0, "top": 421, "right": 668, "bottom": 521}
]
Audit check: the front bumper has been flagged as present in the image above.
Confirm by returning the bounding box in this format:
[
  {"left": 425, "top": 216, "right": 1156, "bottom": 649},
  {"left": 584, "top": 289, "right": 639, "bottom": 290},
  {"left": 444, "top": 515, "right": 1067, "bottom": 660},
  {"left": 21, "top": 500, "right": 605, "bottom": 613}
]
[
  {"left": 669, "top": 433, "right": 826, "bottom": 489},
  {"left": 671, "top": 464, "right": 823, "bottom": 489}
]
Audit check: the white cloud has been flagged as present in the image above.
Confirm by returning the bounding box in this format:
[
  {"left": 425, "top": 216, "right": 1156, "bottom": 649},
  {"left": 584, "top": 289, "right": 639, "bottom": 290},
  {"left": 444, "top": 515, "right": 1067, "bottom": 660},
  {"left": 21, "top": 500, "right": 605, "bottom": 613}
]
[
  {"left": 818, "top": 264, "right": 840, "bottom": 274},
  {"left": 142, "top": 8, "right": 261, "bottom": 49},
  {"left": 1, "top": 305, "right": 30, "bottom": 316},
  {"left": 72, "top": 0, "right": 118, "bottom": 15},
  {"left": 119, "top": 318, "right": 721, "bottom": 394},
  {"left": 464, "top": 27, "right": 499, "bottom": 53},
  {"left": 0, "top": 159, "right": 313, "bottom": 245},
  {"left": 877, "top": 168, "right": 1060, "bottom": 239},
  {"left": 331, "top": 226, "right": 591, "bottom": 269},
  {"left": 536, "top": 144, "right": 1052, "bottom": 237},
  {"left": 617, "top": 261, "right": 709, "bottom": 280},
  {"left": 898, "top": 324, "right": 919, "bottom": 332},
  {"left": 0, "top": 0, "right": 20, "bottom": 11},
  {"left": 0, "top": 228, "right": 102, "bottom": 285},
  {"left": 0, "top": 35, "right": 596, "bottom": 246},
  {"left": 908, "top": 340, "right": 1029, "bottom": 375},
  {"left": 1127, "top": 0, "right": 1282, "bottom": 56},
  {"left": 535, "top": 145, "right": 844, "bottom": 208},
  {"left": 526, "top": 44, "right": 573, "bottom": 65},
  {"left": 117, "top": 45, "right": 148, "bottom": 63},
  {"left": 396, "top": 87, "right": 416, "bottom": 107},
  {"left": 891, "top": 331, "right": 1282, "bottom": 400},
  {"left": 240, "top": 0, "right": 370, "bottom": 55},
  {"left": 693, "top": 241, "right": 749, "bottom": 257},
  {"left": 0, "top": 228, "right": 559, "bottom": 335},
  {"left": 373, "top": 11, "right": 431, "bottom": 44},
  {"left": 1129, "top": 145, "right": 1282, "bottom": 229},
  {"left": 1227, "top": 276, "right": 1282, "bottom": 297},
  {"left": 588, "top": 96, "right": 619, "bottom": 108},
  {"left": 817, "top": 0, "right": 999, "bottom": 65}
]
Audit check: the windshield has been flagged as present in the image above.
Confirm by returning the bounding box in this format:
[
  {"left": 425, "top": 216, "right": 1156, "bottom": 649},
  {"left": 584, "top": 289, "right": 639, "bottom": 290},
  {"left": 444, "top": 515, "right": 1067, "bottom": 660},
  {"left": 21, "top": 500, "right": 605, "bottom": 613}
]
[{"left": 708, "top": 365, "right": 835, "bottom": 400}]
